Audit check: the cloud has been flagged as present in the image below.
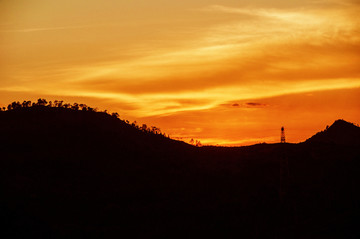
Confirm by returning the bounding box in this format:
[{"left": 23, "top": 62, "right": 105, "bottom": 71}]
[
  {"left": 71, "top": 40, "right": 360, "bottom": 98},
  {"left": 1, "top": 0, "right": 359, "bottom": 130},
  {"left": 203, "top": 5, "right": 318, "bottom": 23},
  {"left": 245, "top": 102, "right": 268, "bottom": 108},
  {"left": 311, "top": 0, "right": 360, "bottom": 7},
  {"left": 58, "top": 1, "right": 360, "bottom": 107},
  {"left": 0, "top": 23, "right": 113, "bottom": 33},
  {"left": 229, "top": 102, "right": 268, "bottom": 108}
]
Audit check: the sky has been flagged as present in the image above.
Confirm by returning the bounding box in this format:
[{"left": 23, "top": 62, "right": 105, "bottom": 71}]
[{"left": 1, "top": 0, "right": 359, "bottom": 146}]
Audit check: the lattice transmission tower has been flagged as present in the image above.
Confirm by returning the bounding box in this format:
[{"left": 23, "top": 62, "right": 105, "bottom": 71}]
[
  {"left": 279, "top": 126, "right": 298, "bottom": 225},
  {"left": 281, "top": 126, "right": 286, "bottom": 143}
]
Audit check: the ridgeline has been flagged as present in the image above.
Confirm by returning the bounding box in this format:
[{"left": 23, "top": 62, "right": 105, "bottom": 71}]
[{"left": 1, "top": 100, "right": 359, "bottom": 238}]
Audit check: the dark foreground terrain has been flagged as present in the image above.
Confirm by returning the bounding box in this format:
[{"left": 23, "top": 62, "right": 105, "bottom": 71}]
[{"left": 1, "top": 106, "right": 359, "bottom": 238}]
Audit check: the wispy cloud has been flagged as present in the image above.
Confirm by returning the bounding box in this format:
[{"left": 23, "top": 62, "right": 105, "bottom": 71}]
[
  {"left": 245, "top": 102, "right": 268, "bottom": 108},
  {"left": 310, "top": 0, "right": 359, "bottom": 6},
  {"left": 230, "top": 102, "right": 268, "bottom": 108},
  {"left": 0, "top": 23, "right": 114, "bottom": 33},
  {"left": 1, "top": 0, "right": 359, "bottom": 145},
  {"left": 203, "top": 5, "right": 319, "bottom": 23}
]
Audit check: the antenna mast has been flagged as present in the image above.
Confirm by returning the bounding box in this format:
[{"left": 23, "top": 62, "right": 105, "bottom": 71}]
[{"left": 281, "top": 126, "right": 286, "bottom": 143}]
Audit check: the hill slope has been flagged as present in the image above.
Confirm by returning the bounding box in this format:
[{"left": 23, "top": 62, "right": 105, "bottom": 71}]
[
  {"left": 306, "top": 119, "right": 360, "bottom": 145},
  {"left": 1, "top": 107, "right": 360, "bottom": 238}
]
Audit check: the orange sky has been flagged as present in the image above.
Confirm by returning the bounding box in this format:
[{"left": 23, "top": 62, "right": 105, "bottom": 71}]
[{"left": 1, "top": 0, "right": 359, "bottom": 145}]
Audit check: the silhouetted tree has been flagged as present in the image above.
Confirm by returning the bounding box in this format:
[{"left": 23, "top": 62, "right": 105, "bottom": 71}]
[
  {"left": 112, "top": 112, "right": 119, "bottom": 118},
  {"left": 141, "top": 124, "right": 148, "bottom": 132},
  {"left": 36, "top": 98, "right": 47, "bottom": 106},
  {"left": 189, "top": 138, "right": 202, "bottom": 146},
  {"left": 151, "top": 126, "right": 161, "bottom": 134},
  {"left": 22, "top": 100, "right": 32, "bottom": 108},
  {"left": 57, "top": 101, "right": 64, "bottom": 108},
  {"left": 79, "top": 104, "right": 87, "bottom": 111},
  {"left": 8, "top": 101, "right": 21, "bottom": 110},
  {"left": 195, "top": 140, "right": 202, "bottom": 147},
  {"left": 71, "top": 103, "right": 79, "bottom": 110}
]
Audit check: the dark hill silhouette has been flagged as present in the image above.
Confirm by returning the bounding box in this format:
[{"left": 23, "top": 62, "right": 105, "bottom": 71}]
[
  {"left": 306, "top": 119, "right": 360, "bottom": 145},
  {"left": 1, "top": 104, "right": 360, "bottom": 238}
]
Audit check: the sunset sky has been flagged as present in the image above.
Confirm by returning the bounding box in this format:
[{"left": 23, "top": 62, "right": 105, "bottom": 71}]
[{"left": 1, "top": 0, "right": 359, "bottom": 145}]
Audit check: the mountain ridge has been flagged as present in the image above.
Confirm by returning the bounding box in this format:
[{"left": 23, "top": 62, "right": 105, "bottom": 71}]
[
  {"left": 1, "top": 103, "right": 360, "bottom": 238},
  {"left": 305, "top": 119, "right": 360, "bottom": 145},
  {"left": 1, "top": 105, "right": 359, "bottom": 147}
]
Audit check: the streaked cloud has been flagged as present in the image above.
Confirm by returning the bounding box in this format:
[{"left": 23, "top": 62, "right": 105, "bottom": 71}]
[
  {"left": 245, "top": 103, "right": 268, "bottom": 108},
  {"left": 0, "top": 0, "right": 359, "bottom": 145},
  {"left": 203, "top": 5, "right": 320, "bottom": 23},
  {"left": 0, "top": 24, "right": 113, "bottom": 33}
]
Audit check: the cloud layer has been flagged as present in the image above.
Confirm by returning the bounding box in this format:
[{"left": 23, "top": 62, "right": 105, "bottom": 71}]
[{"left": 1, "top": 0, "right": 359, "bottom": 145}]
